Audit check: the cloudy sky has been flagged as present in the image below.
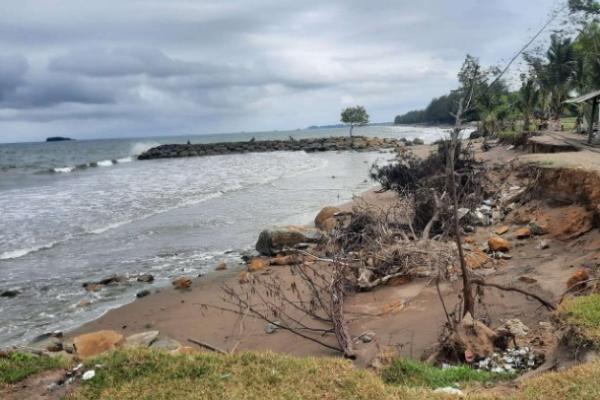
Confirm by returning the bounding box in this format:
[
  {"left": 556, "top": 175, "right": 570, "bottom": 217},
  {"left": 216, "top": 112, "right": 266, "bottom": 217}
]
[{"left": 0, "top": 0, "right": 562, "bottom": 143}]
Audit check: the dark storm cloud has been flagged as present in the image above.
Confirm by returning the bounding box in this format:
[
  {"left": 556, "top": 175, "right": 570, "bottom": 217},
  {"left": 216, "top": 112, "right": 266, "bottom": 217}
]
[
  {"left": 0, "top": 54, "right": 28, "bottom": 100},
  {"left": 0, "top": 0, "right": 563, "bottom": 142}
]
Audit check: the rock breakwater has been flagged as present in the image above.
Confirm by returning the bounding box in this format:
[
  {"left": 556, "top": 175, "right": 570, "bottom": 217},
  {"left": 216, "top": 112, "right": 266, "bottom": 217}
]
[{"left": 138, "top": 136, "right": 411, "bottom": 160}]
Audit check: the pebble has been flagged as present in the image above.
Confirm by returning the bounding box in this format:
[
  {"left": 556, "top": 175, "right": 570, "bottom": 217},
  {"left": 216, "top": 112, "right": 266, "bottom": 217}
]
[{"left": 265, "top": 322, "right": 280, "bottom": 334}]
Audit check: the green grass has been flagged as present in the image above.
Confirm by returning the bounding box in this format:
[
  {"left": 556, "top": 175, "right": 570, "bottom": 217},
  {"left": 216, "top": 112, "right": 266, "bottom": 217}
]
[
  {"left": 6, "top": 348, "right": 600, "bottom": 399},
  {"left": 0, "top": 352, "right": 69, "bottom": 385},
  {"left": 560, "top": 294, "right": 600, "bottom": 344},
  {"left": 67, "top": 350, "right": 412, "bottom": 400},
  {"left": 381, "top": 357, "right": 511, "bottom": 389}
]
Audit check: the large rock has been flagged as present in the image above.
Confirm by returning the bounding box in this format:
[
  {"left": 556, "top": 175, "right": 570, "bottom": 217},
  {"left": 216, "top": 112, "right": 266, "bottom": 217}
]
[
  {"left": 124, "top": 331, "right": 159, "bottom": 348},
  {"left": 73, "top": 330, "right": 124, "bottom": 359},
  {"left": 255, "top": 226, "right": 323, "bottom": 256},
  {"left": 314, "top": 206, "right": 341, "bottom": 232},
  {"left": 150, "top": 337, "right": 181, "bottom": 351}
]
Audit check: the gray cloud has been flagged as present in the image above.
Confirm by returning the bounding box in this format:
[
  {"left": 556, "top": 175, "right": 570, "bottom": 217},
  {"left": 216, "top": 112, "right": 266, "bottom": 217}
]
[{"left": 0, "top": 0, "right": 563, "bottom": 142}]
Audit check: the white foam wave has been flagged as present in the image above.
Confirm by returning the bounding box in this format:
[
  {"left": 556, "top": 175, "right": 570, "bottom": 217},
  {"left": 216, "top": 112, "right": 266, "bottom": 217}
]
[
  {"left": 116, "top": 157, "right": 133, "bottom": 163},
  {"left": 96, "top": 160, "right": 113, "bottom": 167},
  {"left": 53, "top": 166, "right": 75, "bottom": 173},
  {"left": 130, "top": 142, "right": 160, "bottom": 156},
  {"left": 0, "top": 242, "right": 58, "bottom": 260}
]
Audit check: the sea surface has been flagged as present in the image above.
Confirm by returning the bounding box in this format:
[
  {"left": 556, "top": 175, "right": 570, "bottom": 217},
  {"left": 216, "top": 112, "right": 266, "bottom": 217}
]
[{"left": 0, "top": 125, "right": 449, "bottom": 345}]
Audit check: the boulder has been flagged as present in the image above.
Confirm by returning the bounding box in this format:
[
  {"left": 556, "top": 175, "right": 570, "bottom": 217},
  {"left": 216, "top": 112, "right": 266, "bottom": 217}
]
[
  {"left": 314, "top": 206, "right": 341, "bottom": 232},
  {"left": 255, "top": 226, "right": 323, "bottom": 256},
  {"left": 488, "top": 236, "right": 511, "bottom": 252},
  {"left": 248, "top": 257, "right": 269, "bottom": 272},
  {"left": 73, "top": 330, "right": 124, "bottom": 359},
  {"left": 124, "top": 331, "right": 159, "bottom": 348},
  {"left": 0, "top": 290, "right": 20, "bottom": 298},
  {"left": 172, "top": 277, "right": 192, "bottom": 290},
  {"left": 136, "top": 290, "right": 151, "bottom": 298}
]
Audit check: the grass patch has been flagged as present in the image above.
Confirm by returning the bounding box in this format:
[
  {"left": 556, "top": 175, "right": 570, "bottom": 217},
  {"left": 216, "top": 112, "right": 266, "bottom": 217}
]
[
  {"left": 560, "top": 294, "right": 600, "bottom": 344},
  {"left": 0, "top": 352, "right": 69, "bottom": 385},
  {"left": 67, "top": 349, "right": 413, "bottom": 400},
  {"left": 518, "top": 359, "right": 600, "bottom": 400},
  {"left": 381, "top": 358, "right": 511, "bottom": 389}
]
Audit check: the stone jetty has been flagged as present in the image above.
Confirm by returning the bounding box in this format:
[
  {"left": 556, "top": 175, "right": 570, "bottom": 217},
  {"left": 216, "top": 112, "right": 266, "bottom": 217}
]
[{"left": 137, "top": 136, "right": 414, "bottom": 160}]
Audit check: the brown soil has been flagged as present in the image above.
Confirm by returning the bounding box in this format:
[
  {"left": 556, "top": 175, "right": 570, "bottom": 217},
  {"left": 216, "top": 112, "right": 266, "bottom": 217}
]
[{"left": 0, "top": 370, "right": 76, "bottom": 400}]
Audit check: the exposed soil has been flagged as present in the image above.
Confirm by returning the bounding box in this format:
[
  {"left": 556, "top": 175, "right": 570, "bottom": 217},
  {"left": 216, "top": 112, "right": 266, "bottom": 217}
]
[{"left": 0, "top": 369, "right": 76, "bottom": 400}]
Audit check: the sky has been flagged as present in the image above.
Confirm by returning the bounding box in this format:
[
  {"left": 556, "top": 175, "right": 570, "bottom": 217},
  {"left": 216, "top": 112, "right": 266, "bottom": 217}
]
[{"left": 0, "top": 0, "right": 564, "bottom": 143}]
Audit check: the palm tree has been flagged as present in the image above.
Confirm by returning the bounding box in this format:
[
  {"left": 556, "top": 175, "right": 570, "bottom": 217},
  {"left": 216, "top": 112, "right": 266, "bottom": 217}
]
[
  {"left": 543, "top": 35, "right": 577, "bottom": 120},
  {"left": 518, "top": 75, "right": 540, "bottom": 132}
]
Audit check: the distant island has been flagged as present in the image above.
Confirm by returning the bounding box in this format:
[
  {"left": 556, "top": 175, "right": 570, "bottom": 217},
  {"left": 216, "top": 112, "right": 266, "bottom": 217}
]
[{"left": 46, "top": 136, "right": 74, "bottom": 142}]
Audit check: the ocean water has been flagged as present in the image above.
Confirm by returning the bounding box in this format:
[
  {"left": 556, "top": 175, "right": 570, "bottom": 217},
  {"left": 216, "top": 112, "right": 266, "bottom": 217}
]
[{"left": 0, "top": 125, "right": 448, "bottom": 345}]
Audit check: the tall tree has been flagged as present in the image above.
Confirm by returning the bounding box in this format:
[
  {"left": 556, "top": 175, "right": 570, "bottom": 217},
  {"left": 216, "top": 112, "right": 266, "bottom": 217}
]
[
  {"left": 518, "top": 73, "right": 540, "bottom": 132},
  {"left": 527, "top": 35, "right": 577, "bottom": 121},
  {"left": 340, "top": 106, "right": 369, "bottom": 136}
]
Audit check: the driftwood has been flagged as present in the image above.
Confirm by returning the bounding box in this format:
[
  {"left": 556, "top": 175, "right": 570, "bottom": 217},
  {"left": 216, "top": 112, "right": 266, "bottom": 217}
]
[{"left": 187, "top": 338, "right": 228, "bottom": 354}]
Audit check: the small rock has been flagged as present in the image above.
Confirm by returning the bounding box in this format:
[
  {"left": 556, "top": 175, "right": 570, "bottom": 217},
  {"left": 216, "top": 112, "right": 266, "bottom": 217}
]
[
  {"left": 529, "top": 222, "right": 548, "bottom": 236},
  {"left": 537, "top": 239, "right": 549, "bottom": 250},
  {"left": 136, "top": 290, "right": 151, "bottom": 298},
  {"left": 172, "top": 277, "right": 192, "bottom": 290},
  {"left": 265, "top": 322, "right": 280, "bottom": 334},
  {"left": 216, "top": 261, "right": 227, "bottom": 271},
  {"left": 82, "top": 370, "right": 95, "bottom": 381},
  {"left": 0, "top": 289, "right": 21, "bottom": 298},
  {"left": 515, "top": 227, "right": 531, "bottom": 239},
  {"left": 494, "top": 226, "right": 510, "bottom": 235},
  {"left": 518, "top": 276, "right": 537, "bottom": 284},
  {"left": 248, "top": 257, "right": 269, "bottom": 272},
  {"left": 137, "top": 274, "right": 154, "bottom": 283},
  {"left": 433, "top": 387, "right": 464, "bottom": 396},
  {"left": 359, "top": 332, "right": 375, "bottom": 343},
  {"left": 488, "top": 236, "right": 511, "bottom": 252},
  {"left": 566, "top": 269, "right": 590, "bottom": 290},
  {"left": 239, "top": 271, "right": 250, "bottom": 284},
  {"left": 498, "top": 319, "right": 529, "bottom": 337}
]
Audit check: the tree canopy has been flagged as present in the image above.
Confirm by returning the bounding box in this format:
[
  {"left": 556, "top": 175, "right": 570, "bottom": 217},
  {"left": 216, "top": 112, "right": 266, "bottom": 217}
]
[{"left": 341, "top": 106, "right": 369, "bottom": 136}]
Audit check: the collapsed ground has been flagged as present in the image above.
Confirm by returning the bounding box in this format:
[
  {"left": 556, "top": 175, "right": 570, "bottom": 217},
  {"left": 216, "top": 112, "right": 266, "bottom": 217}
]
[{"left": 4, "top": 134, "right": 600, "bottom": 398}]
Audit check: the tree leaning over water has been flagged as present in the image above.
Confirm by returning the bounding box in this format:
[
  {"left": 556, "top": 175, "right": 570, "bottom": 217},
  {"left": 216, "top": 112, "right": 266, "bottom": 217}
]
[{"left": 341, "top": 106, "right": 369, "bottom": 136}]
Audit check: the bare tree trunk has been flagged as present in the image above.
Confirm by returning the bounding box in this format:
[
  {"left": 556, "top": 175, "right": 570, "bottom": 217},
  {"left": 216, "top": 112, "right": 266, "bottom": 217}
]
[
  {"left": 330, "top": 259, "right": 355, "bottom": 358},
  {"left": 449, "top": 99, "right": 475, "bottom": 318},
  {"left": 349, "top": 124, "right": 354, "bottom": 137}
]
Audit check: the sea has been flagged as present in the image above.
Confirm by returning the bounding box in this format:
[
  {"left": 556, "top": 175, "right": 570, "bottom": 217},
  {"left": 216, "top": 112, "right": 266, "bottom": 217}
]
[{"left": 0, "top": 125, "right": 450, "bottom": 345}]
